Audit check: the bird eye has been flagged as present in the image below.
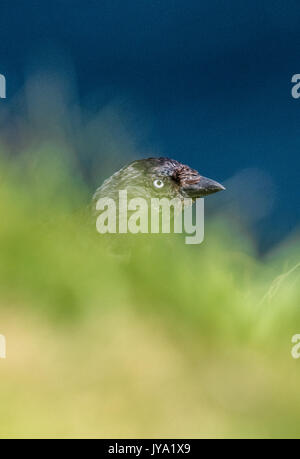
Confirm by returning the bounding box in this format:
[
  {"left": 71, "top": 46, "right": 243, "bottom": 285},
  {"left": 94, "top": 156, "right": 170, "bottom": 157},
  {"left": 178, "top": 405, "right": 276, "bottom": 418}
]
[{"left": 153, "top": 179, "right": 164, "bottom": 189}]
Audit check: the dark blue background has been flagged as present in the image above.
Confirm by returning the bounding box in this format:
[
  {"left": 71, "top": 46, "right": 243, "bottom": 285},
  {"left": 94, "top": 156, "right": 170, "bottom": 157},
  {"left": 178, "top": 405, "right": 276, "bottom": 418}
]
[{"left": 0, "top": 0, "right": 299, "bottom": 249}]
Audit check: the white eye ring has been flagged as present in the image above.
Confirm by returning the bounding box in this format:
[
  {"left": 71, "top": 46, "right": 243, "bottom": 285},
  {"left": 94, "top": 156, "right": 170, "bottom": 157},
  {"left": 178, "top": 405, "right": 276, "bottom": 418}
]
[{"left": 153, "top": 179, "right": 164, "bottom": 189}]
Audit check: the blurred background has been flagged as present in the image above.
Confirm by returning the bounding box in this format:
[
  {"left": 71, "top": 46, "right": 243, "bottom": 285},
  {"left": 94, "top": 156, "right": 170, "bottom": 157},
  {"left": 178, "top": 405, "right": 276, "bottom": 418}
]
[{"left": 0, "top": 0, "right": 299, "bottom": 438}]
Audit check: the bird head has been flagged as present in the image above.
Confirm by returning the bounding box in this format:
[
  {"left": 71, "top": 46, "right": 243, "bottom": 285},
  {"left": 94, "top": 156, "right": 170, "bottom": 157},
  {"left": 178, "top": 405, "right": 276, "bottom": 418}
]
[{"left": 93, "top": 157, "right": 225, "bottom": 203}]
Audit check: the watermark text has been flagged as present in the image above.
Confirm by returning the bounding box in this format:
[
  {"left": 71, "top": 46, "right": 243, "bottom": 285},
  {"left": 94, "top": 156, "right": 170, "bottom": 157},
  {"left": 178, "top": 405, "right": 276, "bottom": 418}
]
[
  {"left": 96, "top": 190, "right": 204, "bottom": 244},
  {"left": 0, "top": 334, "right": 6, "bottom": 359},
  {"left": 0, "top": 74, "right": 6, "bottom": 99}
]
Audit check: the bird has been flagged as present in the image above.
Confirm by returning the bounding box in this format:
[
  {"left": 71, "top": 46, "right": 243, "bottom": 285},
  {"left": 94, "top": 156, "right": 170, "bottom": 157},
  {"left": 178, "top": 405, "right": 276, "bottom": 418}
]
[
  {"left": 93, "top": 157, "right": 225, "bottom": 205},
  {"left": 92, "top": 157, "right": 225, "bottom": 250}
]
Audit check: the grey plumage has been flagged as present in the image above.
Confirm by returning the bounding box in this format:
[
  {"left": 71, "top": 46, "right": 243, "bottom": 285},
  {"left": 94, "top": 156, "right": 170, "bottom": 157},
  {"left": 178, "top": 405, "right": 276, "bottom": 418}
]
[{"left": 93, "top": 157, "right": 225, "bottom": 206}]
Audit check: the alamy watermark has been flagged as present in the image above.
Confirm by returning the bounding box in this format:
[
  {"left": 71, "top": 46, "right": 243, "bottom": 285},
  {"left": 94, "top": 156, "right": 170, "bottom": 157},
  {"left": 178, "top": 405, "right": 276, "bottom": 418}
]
[
  {"left": 0, "top": 74, "right": 6, "bottom": 99},
  {"left": 0, "top": 334, "right": 6, "bottom": 359},
  {"left": 291, "top": 334, "right": 300, "bottom": 359},
  {"left": 96, "top": 190, "right": 204, "bottom": 244}
]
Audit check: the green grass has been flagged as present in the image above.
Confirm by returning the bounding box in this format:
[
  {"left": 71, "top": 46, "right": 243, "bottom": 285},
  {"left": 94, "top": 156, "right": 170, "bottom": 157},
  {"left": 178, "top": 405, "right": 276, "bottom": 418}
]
[{"left": 0, "top": 152, "right": 299, "bottom": 438}]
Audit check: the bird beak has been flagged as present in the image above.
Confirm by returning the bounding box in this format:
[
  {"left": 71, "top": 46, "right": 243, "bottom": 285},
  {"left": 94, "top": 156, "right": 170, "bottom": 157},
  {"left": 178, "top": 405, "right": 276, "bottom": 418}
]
[{"left": 181, "top": 176, "right": 225, "bottom": 198}]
